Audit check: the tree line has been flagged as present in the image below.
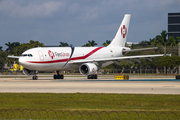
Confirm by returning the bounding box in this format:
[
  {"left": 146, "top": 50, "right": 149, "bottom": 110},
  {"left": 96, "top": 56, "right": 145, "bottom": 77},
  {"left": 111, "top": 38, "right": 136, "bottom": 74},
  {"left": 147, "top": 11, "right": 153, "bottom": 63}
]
[
  {"left": 105, "top": 30, "right": 180, "bottom": 72},
  {"left": 0, "top": 30, "right": 180, "bottom": 72}
]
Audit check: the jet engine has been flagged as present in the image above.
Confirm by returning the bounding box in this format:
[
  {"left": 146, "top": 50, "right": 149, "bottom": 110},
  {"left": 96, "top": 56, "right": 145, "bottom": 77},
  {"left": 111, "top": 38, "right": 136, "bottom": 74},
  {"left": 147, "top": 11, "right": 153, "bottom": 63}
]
[
  {"left": 23, "top": 68, "right": 38, "bottom": 75},
  {"left": 79, "top": 63, "right": 98, "bottom": 75}
]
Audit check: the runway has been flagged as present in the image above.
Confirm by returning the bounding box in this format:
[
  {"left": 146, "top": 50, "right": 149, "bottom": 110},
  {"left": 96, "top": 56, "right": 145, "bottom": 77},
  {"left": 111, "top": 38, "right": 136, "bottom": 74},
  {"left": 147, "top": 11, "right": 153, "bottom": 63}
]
[{"left": 0, "top": 75, "right": 179, "bottom": 94}]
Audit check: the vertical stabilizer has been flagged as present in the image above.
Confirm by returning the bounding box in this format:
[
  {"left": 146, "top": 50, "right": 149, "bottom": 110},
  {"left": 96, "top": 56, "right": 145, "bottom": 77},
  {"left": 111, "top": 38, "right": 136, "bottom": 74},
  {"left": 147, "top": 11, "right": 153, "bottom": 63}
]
[{"left": 108, "top": 14, "right": 131, "bottom": 47}]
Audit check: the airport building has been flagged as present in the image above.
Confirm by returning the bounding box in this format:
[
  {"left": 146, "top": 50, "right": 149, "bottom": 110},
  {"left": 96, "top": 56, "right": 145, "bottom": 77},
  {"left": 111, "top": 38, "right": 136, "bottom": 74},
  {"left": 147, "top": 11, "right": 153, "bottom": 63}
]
[{"left": 168, "top": 13, "right": 180, "bottom": 38}]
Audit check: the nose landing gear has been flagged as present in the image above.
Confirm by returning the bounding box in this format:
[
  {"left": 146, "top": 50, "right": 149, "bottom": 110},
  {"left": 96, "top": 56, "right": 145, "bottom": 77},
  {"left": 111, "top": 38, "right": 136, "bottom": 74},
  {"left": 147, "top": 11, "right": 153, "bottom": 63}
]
[{"left": 32, "top": 71, "right": 38, "bottom": 80}]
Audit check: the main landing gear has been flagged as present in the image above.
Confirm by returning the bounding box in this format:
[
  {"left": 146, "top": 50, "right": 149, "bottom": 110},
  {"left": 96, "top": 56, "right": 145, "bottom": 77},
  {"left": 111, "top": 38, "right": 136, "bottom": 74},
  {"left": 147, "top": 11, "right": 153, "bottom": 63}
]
[
  {"left": 54, "top": 71, "right": 64, "bottom": 79},
  {"left": 87, "top": 74, "right": 98, "bottom": 79},
  {"left": 32, "top": 75, "right": 38, "bottom": 80}
]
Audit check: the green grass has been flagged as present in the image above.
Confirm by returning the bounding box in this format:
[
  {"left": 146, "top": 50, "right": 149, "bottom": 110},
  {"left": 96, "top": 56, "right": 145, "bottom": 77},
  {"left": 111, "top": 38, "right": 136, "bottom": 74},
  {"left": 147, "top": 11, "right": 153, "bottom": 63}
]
[
  {"left": 0, "top": 93, "right": 179, "bottom": 110},
  {"left": 0, "top": 93, "right": 180, "bottom": 119}
]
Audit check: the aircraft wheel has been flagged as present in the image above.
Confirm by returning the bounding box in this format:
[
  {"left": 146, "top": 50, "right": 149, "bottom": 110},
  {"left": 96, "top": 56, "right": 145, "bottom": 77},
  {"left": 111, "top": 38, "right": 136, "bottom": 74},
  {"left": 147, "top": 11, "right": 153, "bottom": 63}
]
[
  {"left": 54, "top": 75, "right": 57, "bottom": 79},
  {"left": 87, "top": 75, "right": 91, "bottom": 79},
  {"left": 54, "top": 74, "right": 64, "bottom": 79},
  {"left": 57, "top": 75, "right": 61, "bottom": 79},
  {"left": 94, "top": 74, "right": 97, "bottom": 79},
  {"left": 60, "top": 75, "right": 64, "bottom": 79},
  {"left": 32, "top": 76, "right": 38, "bottom": 80},
  {"left": 87, "top": 75, "right": 98, "bottom": 79}
]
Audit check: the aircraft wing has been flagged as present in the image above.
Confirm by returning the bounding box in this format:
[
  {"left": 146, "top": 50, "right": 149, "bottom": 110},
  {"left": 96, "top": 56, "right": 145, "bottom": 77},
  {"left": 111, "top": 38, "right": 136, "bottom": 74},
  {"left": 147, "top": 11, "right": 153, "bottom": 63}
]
[
  {"left": 69, "top": 54, "right": 170, "bottom": 64},
  {"left": 8, "top": 55, "right": 20, "bottom": 59}
]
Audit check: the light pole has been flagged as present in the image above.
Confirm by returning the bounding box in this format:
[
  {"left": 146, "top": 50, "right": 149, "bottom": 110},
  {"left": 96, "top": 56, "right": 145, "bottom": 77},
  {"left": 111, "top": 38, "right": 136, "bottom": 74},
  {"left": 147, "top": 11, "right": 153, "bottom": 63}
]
[
  {"left": 178, "top": 42, "right": 180, "bottom": 74},
  {"left": 164, "top": 42, "right": 166, "bottom": 74}
]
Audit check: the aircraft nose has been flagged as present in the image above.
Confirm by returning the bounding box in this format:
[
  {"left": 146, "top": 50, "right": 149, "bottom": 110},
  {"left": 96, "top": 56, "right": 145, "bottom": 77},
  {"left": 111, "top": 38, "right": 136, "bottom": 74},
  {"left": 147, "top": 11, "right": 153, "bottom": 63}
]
[{"left": 19, "top": 57, "right": 26, "bottom": 66}]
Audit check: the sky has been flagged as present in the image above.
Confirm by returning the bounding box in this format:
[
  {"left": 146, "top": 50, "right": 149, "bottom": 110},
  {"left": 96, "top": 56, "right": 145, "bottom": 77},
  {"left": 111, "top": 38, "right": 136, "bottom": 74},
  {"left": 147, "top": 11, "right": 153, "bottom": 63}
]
[{"left": 0, "top": 0, "right": 180, "bottom": 50}]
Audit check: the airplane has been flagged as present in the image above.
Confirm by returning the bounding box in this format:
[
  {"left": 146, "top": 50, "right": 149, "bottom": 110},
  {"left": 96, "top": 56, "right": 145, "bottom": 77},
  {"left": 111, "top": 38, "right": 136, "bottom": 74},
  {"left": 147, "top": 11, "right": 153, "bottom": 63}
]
[{"left": 8, "top": 14, "right": 170, "bottom": 80}]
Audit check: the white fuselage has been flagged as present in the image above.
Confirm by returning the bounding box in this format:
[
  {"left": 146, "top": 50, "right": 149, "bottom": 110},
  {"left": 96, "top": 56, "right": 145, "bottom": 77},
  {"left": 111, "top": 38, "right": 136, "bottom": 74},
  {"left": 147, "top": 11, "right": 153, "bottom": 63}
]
[{"left": 19, "top": 46, "right": 123, "bottom": 71}]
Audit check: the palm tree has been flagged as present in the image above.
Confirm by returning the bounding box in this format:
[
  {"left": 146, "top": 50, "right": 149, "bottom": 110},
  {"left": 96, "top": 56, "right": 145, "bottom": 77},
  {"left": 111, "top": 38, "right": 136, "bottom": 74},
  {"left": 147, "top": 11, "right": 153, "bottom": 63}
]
[
  {"left": 59, "top": 42, "right": 69, "bottom": 47},
  {"left": 102, "top": 40, "right": 111, "bottom": 47},
  {"left": 5, "top": 42, "right": 20, "bottom": 54},
  {"left": 138, "top": 40, "right": 150, "bottom": 47},
  {"left": 149, "top": 38, "right": 159, "bottom": 47},
  {"left": 155, "top": 35, "right": 163, "bottom": 45},
  {"left": 82, "top": 40, "right": 97, "bottom": 47},
  {"left": 82, "top": 43, "right": 91, "bottom": 47},
  {"left": 167, "top": 36, "right": 176, "bottom": 46},
  {"left": 161, "top": 30, "right": 167, "bottom": 46},
  {"left": 5, "top": 42, "right": 12, "bottom": 53},
  {"left": 176, "top": 37, "right": 180, "bottom": 44},
  {"left": 149, "top": 30, "right": 167, "bottom": 47},
  {"left": 88, "top": 40, "right": 97, "bottom": 47}
]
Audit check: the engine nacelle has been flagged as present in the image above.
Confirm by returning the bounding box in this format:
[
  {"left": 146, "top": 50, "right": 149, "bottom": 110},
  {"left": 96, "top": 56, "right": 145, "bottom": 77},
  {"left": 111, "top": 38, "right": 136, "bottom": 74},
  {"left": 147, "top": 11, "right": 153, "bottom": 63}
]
[
  {"left": 23, "top": 68, "right": 38, "bottom": 75},
  {"left": 79, "top": 63, "right": 98, "bottom": 75}
]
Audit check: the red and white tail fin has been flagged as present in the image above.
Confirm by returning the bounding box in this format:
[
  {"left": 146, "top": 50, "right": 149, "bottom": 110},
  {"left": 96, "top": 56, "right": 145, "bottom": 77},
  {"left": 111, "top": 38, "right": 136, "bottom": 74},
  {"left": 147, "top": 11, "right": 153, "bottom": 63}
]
[{"left": 108, "top": 14, "right": 131, "bottom": 47}]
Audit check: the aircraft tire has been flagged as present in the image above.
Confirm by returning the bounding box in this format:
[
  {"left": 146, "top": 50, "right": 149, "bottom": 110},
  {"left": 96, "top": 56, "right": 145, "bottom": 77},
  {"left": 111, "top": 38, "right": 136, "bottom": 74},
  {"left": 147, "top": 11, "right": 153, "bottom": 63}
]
[
  {"left": 57, "top": 75, "right": 61, "bottom": 79},
  {"left": 87, "top": 75, "right": 91, "bottom": 79},
  {"left": 90, "top": 75, "right": 98, "bottom": 79},
  {"left": 94, "top": 74, "right": 97, "bottom": 79},
  {"left": 60, "top": 75, "right": 64, "bottom": 79},
  {"left": 54, "top": 75, "right": 57, "bottom": 79},
  {"left": 32, "top": 76, "right": 38, "bottom": 80},
  {"left": 87, "top": 75, "right": 97, "bottom": 79}
]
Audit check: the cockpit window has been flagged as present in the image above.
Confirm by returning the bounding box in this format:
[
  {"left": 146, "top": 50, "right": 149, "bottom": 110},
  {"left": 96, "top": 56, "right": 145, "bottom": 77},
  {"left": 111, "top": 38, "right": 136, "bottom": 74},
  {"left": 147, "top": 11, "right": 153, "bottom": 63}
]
[
  {"left": 21, "top": 54, "right": 27, "bottom": 56},
  {"left": 28, "top": 54, "right": 32, "bottom": 57},
  {"left": 21, "top": 54, "right": 33, "bottom": 57}
]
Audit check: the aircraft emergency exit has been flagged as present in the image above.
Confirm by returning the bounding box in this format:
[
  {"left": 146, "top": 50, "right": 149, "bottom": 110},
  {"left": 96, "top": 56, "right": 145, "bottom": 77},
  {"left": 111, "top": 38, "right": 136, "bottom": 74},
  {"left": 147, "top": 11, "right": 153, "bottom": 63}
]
[{"left": 8, "top": 14, "right": 169, "bottom": 80}]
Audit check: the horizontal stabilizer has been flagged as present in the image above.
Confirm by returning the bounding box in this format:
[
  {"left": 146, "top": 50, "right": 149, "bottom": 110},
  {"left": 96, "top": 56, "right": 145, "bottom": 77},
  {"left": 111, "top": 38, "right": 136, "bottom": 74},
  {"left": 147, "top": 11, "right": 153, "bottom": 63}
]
[{"left": 122, "top": 47, "right": 157, "bottom": 52}]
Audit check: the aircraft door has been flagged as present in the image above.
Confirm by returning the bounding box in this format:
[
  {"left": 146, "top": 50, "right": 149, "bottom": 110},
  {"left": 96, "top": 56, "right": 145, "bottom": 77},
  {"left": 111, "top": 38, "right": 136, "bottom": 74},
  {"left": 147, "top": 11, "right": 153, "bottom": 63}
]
[{"left": 37, "top": 51, "right": 44, "bottom": 61}]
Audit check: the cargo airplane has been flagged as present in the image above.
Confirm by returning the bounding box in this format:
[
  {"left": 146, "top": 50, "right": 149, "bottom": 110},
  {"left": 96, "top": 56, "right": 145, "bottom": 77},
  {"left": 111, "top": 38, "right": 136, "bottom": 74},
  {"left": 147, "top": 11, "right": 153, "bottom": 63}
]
[{"left": 8, "top": 14, "right": 169, "bottom": 80}]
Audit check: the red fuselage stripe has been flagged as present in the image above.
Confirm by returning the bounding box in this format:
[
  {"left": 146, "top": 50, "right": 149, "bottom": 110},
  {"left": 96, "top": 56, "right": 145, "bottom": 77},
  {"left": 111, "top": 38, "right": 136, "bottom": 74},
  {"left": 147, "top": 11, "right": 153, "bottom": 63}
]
[{"left": 27, "top": 47, "right": 103, "bottom": 64}]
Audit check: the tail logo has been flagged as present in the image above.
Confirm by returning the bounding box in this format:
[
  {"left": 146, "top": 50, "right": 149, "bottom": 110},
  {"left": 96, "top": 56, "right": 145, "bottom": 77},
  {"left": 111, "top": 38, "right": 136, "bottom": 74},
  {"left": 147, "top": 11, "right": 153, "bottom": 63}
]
[
  {"left": 48, "top": 50, "right": 55, "bottom": 59},
  {"left": 121, "top": 25, "right": 127, "bottom": 38}
]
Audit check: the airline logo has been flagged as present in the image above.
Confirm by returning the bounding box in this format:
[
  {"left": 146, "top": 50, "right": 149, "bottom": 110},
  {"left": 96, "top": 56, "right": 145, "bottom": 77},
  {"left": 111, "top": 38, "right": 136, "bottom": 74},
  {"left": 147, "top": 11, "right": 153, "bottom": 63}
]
[
  {"left": 121, "top": 25, "right": 127, "bottom": 38},
  {"left": 55, "top": 52, "right": 70, "bottom": 57},
  {"left": 48, "top": 50, "right": 55, "bottom": 59},
  {"left": 48, "top": 50, "right": 70, "bottom": 59}
]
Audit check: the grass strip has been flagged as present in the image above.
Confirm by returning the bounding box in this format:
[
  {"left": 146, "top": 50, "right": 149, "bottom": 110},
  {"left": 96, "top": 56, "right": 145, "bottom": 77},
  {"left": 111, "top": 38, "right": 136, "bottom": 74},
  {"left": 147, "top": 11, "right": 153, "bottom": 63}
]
[
  {"left": 0, "top": 93, "right": 180, "bottom": 119},
  {"left": 0, "top": 93, "right": 179, "bottom": 110}
]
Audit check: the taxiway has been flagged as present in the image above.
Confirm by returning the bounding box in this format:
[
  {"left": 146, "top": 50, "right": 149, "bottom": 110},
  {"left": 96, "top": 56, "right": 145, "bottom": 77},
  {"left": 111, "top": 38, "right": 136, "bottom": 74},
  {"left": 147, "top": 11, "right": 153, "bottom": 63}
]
[{"left": 0, "top": 75, "right": 179, "bottom": 94}]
